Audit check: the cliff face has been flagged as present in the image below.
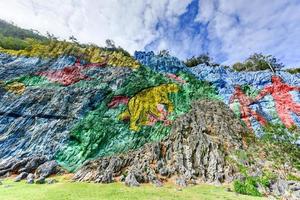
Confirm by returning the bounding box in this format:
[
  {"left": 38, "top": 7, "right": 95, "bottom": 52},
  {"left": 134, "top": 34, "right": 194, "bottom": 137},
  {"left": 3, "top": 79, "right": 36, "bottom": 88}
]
[
  {"left": 0, "top": 38, "right": 299, "bottom": 197},
  {"left": 74, "top": 100, "right": 246, "bottom": 186},
  {"left": 1, "top": 47, "right": 300, "bottom": 167}
]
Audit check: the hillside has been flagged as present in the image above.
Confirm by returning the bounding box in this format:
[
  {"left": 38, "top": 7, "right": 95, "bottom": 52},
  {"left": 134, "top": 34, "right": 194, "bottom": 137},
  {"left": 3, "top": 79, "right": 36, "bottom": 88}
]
[{"left": 0, "top": 21, "right": 299, "bottom": 199}]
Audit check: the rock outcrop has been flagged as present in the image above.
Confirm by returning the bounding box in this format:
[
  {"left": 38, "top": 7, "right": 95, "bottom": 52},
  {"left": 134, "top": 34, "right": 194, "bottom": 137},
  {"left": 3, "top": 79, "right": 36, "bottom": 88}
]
[
  {"left": 73, "top": 100, "right": 246, "bottom": 186},
  {"left": 0, "top": 157, "right": 62, "bottom": 182}
]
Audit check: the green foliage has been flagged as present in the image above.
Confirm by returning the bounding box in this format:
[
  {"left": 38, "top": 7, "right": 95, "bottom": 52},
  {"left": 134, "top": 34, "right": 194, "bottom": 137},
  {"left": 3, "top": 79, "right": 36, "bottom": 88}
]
[
  {"left": 234, "top": 168, "right": 276, "bottom": 197},
  {"left": 234, "top": 178, "right": 262, "bottom": 197},
  {"left": 185, "top": 54, "right": 219, "bottom": 68},
  {"left": 0, "top": 19, "right": 47, "bottom": 50},
  {"left": 0, "top": 33, "right": 29, "bottom": 50},
  {"left": 287, "top": 173, "right": 300, "bottom": 182},
  {"left": 261, "top": 124, "right": 300, "bottom": 170},
  {"left": 286, "top": 68, "right": 300, "bottom": 74},
  {"left": 233, "top": 53, "right": 284, "bottom": 72},
  {"left": 0, "top": 19, "right": 47, "bottom": 41}
]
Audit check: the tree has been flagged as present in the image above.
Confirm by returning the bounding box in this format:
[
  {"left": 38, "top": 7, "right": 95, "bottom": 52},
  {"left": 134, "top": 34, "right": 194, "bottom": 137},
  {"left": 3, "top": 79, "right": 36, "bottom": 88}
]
[
  {"left": 185, "top": 53, "right": 219, "bottom": 67},
  {"left": 158, "top": 50, "right": 170, "bottom": 57},
  {"left": 105, "top": 39, "right": 116, "bottom": 49},
  {"left": 69, "top": 35, "right": 78, "bottom": 44},
  {"left": 233, "top": 53, "right": 284, "bottom": 72}
]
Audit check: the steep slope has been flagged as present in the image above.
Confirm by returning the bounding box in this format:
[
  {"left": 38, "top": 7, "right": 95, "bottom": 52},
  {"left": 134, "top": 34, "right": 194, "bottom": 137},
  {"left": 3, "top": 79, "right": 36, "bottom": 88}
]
[
  {"left": 74, "top": 100, "right": 246, "bottom": 185},
  {"left": 0, "top": 23, "right": 299, "bottom": 198}
]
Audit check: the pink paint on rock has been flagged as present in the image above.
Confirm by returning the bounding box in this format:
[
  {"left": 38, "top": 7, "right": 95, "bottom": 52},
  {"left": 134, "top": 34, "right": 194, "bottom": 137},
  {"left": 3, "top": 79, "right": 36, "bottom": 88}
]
[
  {"left": 108, "top": 96, "right": 130, "bottom": 108},
  {"left": 37, "top": 58, "right": 108, "bottom": 86},
  {"left": 166, "top": 73, "right": 186, "bottom": 84}
]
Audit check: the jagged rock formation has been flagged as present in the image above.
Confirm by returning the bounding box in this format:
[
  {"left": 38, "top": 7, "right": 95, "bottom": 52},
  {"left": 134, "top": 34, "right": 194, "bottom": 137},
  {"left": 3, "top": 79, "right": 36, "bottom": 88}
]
[
  {"left": 73, "top": 100, "right": 246, "bottom": 186},
  {"left": 0, "top": 156, "right": 61, "bottom": 183}
]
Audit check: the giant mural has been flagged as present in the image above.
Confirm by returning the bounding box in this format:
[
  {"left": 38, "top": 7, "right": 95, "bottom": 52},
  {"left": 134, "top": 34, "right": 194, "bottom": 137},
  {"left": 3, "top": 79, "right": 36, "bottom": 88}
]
[
  {"left": 0, "top": 48, "right": 300, "bottom": 171},
  {"left": 189, "top": 65, "right": 300, "bottom": 134}
]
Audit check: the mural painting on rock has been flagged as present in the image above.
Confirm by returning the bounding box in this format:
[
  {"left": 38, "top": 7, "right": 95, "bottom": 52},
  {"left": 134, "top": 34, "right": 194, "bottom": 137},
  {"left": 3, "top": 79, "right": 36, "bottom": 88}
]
[
  {"left": 110, "top": 83, "right": 180, "bottom": 131},
  {"left": 190, "top": 65, "right": 300, "bottom": 133},
  {"left": 229, "top": 85, "right": 267, "bottom": 131},
  {"left": 255, "top": 75, "right": 300, "bottom": 128},
  {"left": 37, "top": 57, "right": 108, "bottom": 86},
  {"left": 1, "top": 46, "right": 300, "bottom": 173},
  {"left": 229, "top": 75, "right": 300, "bottom": 130}
]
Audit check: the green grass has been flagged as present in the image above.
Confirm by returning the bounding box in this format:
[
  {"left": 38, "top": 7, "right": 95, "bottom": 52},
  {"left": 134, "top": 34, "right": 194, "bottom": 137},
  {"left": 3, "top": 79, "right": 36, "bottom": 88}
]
[{"left": 0, "top": 176, "right": 266, "bottom": 200}]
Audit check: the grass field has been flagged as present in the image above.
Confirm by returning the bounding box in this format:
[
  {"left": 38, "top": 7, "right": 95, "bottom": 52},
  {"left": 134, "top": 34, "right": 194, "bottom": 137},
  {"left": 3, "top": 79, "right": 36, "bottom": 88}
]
[{"left": 0, "top": 176, "right": 267, "bottom": 200}]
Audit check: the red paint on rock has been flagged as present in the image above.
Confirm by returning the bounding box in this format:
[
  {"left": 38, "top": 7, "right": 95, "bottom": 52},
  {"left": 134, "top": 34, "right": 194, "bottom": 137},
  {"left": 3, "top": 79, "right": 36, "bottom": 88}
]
[
  {"left": 255, "top": 75, "right": 300, "bottom": 128},
  {"left": 37, "top": 58, "right": 108, "bottom": 86},
  {"left": 108, "top": 96, "right": 130, "bottom": 108},
  {"left": 230, "top": 85, "right": 267, "bottom": 131},
  {"left": 166, "top": 73, "right": 186, "bottom": 84}
]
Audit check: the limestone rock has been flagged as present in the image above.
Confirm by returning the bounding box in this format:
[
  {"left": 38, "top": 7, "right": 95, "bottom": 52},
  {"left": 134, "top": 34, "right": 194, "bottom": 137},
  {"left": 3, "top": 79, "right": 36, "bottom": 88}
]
[
  {"left": 14, "top": 172, "right": 28, "bottom": 182},
  {"left": 74, "top": 100, "right": 246, "bottom": 186},
  {"left": 35, "top": 176, "right": 45, "bottom": 184},
  {"left": 46, "top": 179, "right": 58, "bottom": 184},
  {"left": 26, "top": 173, "right": 34, "bottom": 184},
  {"left": 35, "top": 160, "right": 59, "bottom": 179},
  {"left": 125, "top": 172, "right": 140, "bottom": 187},
  {"left": 18, "top": 156, "right": 47, "bottom": 173},
  {"left": 176, "top": 177, "right": 188, "bottom": 187}
]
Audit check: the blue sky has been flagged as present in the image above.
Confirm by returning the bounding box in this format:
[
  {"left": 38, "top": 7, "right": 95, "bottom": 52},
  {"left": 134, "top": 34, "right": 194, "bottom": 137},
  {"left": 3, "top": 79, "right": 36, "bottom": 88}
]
[{"left": 0, "top": 0, "right": 300, "bottom": 67}]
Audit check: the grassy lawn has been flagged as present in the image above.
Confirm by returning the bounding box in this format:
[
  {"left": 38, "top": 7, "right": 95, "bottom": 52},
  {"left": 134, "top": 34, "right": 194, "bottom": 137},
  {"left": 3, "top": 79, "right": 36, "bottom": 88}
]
[{"left": 0, "top": 176, "right": 266, "bottom": 200}]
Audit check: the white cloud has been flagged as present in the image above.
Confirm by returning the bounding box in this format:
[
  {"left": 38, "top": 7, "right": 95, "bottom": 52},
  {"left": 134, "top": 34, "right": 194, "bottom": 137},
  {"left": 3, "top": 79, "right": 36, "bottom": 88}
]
[
  {"left": 196, "top": 0, "right": 300, "bottom": 67},
  {"left": 0, "top": 0, "right": 300, "bottom": 67},
  {"left": 0, "top": 0, "right": 192, "bottom": 54}
]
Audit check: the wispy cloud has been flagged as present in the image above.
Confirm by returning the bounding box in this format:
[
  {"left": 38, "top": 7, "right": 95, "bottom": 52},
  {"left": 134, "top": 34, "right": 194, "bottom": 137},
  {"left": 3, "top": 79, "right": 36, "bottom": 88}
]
[
  {"left": 0, "top": 0, "right": 300, "bottom": 67},
  {"left": 195, "top": 0, "right": 300, "bottom": 67}
]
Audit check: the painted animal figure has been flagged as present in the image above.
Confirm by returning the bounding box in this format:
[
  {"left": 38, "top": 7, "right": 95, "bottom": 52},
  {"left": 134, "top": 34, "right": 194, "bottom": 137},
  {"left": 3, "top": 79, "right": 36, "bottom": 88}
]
[
  {"left": 229, "top": 85, "right": 267, "bottom": 131},
  {"left": 118, "top": 83, "right": 179, "bottom": 131},
  {"left": 255, "top": 75, "right": 300, "bottom": 128}
]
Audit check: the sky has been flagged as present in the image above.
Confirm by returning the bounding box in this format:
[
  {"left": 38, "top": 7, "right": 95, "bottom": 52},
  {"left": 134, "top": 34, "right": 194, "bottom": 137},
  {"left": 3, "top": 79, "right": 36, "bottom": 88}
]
[{"left": 0, "top": 0, "right": 300, "bottom": 67}]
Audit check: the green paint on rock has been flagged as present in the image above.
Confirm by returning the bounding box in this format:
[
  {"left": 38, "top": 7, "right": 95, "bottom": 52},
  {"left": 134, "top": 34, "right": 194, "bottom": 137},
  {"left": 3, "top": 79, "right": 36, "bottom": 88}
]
[{"left": 55, "top": 67, "right": 220, "bottom": 171}]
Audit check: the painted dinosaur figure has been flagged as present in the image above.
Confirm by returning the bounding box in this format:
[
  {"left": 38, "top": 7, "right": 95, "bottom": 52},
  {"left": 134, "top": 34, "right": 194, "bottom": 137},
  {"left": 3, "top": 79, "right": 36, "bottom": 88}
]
[
  {"left": 255, "top": 75, "right": 300, "bottom": 128},
  {"left": 229, "top": 85, "right": 267, "bottom": 130},
  {"left": 117, "top": 83, "right": 179, "bottom": 131}
]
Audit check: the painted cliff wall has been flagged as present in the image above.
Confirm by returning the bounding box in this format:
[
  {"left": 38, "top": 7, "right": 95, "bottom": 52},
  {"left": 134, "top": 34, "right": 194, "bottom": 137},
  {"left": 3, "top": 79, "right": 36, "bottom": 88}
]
[{"left": 0, "top": 49, "right": 299, "bottom": 172}]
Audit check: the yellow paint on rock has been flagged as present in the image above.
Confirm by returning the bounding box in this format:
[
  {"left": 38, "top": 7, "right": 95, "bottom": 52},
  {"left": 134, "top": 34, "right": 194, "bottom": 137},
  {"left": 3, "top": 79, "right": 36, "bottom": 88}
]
[
  {"left": 4, "top": 82, "right": 26, "bottom": 94},
  {"left": 119, "top": 83, "right": 179, "bottom": 131},
  {"left": 0, "top": 40, "right": 140, "bottom": 69}
]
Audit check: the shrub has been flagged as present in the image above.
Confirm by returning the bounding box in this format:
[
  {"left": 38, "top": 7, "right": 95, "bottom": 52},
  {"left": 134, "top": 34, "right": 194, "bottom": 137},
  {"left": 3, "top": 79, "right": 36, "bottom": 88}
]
[
  {"left": 287, "top": 173, "right": 300, "bottom": 182},
  {"left": 0, "top": 33, "right": 29, "bottom": 50},
  {"left": 234, "top": 177, "right": 262, "bottom": 197},
  {"left": 261, "top": 124, "right": 300, "bottom": 170},
  {"left": 0, "top": 19, "right": 47, "bottom": 41},
  {"left": 233, "top": 170, "right": 276, "bottom": 197}
]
